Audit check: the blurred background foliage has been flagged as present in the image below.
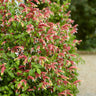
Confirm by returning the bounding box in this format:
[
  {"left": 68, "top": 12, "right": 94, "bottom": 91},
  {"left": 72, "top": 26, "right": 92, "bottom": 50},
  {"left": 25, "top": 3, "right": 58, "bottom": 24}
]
[
  {"left": 24, "top": 0, "right": 96, "bottom": 50},
  {"left": 70, "top": 0, "right": 96, "bottom": 50}
]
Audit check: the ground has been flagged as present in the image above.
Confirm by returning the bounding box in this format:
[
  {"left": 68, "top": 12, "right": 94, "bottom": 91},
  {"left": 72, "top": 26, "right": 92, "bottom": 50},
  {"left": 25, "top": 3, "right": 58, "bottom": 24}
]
[{"left": 77, "top": 54, "right": 96, "bottom": 96}]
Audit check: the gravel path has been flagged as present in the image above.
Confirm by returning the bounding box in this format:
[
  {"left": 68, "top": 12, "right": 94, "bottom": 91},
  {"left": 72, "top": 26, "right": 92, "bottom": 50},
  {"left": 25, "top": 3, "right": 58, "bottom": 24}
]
[{"left": 77, "top": 54, "right": 96, "bottom": 96}]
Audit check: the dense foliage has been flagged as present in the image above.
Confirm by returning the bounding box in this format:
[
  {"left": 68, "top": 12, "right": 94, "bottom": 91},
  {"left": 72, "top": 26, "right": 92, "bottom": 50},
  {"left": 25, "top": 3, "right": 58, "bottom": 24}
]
[
  {"left": 70, "top": 0, "right": 96, "bottom": 49},
  {"left": 0, "top": 0, "right": 81, "bottom": 96}
]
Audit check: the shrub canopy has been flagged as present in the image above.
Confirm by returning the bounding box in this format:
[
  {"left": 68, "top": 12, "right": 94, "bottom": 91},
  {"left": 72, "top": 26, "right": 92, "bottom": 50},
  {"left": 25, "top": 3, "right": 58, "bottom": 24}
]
[{"left": 0, "top": 0, "right": 81, "bottom": 96}]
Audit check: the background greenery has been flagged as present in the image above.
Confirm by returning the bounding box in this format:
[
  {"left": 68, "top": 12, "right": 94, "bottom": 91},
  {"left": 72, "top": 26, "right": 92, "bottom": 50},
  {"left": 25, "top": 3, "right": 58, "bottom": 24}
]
[{"left": 70, "top": 0, "right": 96, "bottom": 50}]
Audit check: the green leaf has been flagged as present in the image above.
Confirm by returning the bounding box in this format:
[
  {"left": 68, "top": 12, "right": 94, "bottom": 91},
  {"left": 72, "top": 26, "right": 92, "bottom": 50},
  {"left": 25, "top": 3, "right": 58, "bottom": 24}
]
[
  {"left": 7, "top": 53, "right": 15, "bottom": 58},
  {"left": 15, "top": 60, "right": 20, "bottom": 66},
  {"left": 53, "top": 87, "right": 56, "bottom": 92},
  {"left": 4, "top": 94, "right": 7, "bottom": 96},
  {"left": 37, "top": 69, "right": 41, "bottom": 74},
  {"left": 29, "top": 69, "right": 35, "bottom": 76},
  {"left": 11, "top": 85, "right": 14, "bottom": 89},
  {"left": 21, "top": 94, "right": 27, "bottom": 96},
  {"left": 38, "top": 83, "right": 43, "bottom": 88},
  {"left": 8, "top": 72, "right": 15, "bottom": 78},
  {"left": 2, "top": 53, "right": 8, "bottom": 60}
]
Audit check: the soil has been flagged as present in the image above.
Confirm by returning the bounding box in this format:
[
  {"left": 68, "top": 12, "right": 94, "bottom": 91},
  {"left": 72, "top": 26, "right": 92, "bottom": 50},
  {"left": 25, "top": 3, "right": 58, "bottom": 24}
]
[{"left": 77, "top": 54, "right": 96, "bottom": 96}]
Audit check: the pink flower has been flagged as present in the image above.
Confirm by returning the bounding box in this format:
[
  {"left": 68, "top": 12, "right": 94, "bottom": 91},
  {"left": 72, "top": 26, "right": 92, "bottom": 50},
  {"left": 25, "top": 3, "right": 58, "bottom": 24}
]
[
  {"left": 39, "top": 56, "right": 47, "bottom": 60},
  {"left": 62, "top": 24, "right": 71, "bottom": 30},
  {"left": 19, "top": 65, "right": 25, "bottom": 69},
  {"left": 66, "top": 11, "right": 71, "bottom": 16},
  {"left": 1, "top": 65, "right": 6, "bottom": 75},
  {"left": 15, "top": 46, "right": 24, "bottom": 50},
  {"left": 26, "top": 13, "right": 33, "bottom": 18},
  {"left": 73, "top": 24, "right": 78, "bottom": 28},
  {"left": 69, "top": 66, "right": 77, "bottom": 70},
  {"left": 5, "top": 0, "right": 8, "bottom": 2},
  {"left": 47, "top": 29, "right": 56, "bottom": 34},
  {"left": 24, "top": 70, "right": 29, "bottom": 72},
  {"left": 48, "top": 22, "right": 54, "bottom": 27},
  {"left": 58, "top": 53, "right": 65, "bottom": 57},
  {"left": 19, "top": 3, "right": 26, "bottom": 8},
  {"left": 6, "top": 12, "right": 11, "bottom": 16},
  {"left": 63, "top": 80, "right": 69, "bottom": 85},
  {"left": 1, "top": 41, "right": 6, "bottom": 45},
  {"left": 53, "top": 35, "right": 60, "bottom": 39},
  {"left": 48, "top": 44, "right": 54, "bottom": 50},
  {"left": 15, "top": 55, "right": 27, "bottom": 60},
  {"left": 27, "top": 76, "right": 35, "bottom": 81},
  {"left": 11, "top": 46, "right": 24, "bottom": 53},
  {"left": 24, "top": 57, "right": 28, "bottom": 65},
  {"left": 35, "top": 73, "right": 41, "bottom": 78},
  {"left": 21, "top": 79, "right": 27, "bottom": 84},
  {"left": 28, "top": 89, "right": 34, "bottom": 91},
  {"left": 47, "top": 0, "right": 51, "bottom": 3},
  {"left": 38, "top": 23, "right": 48, "bottom": 28},
  {"left": 73, "top": 80, "right": 81, "bottom": 84},
  {"left": 34, "top": 0, "right": 39, "bottom": 4},
  {"left": 56, "top": 69, "right": 64, "bottom": 73},
  {"left": 33, "top": 17, "right": 38, "bottom": 21},
  {"left": 67, "top": 46, "right": 71, "bottom": 50},
  {"left": 26, "top": 24, "right": 34, "bottom": 33},
  {"left": 58, "top": 91, "right": 66, "bottom": 96},
  {"left": 17, "top": 79, "right": 27, "bottom": 88},
  {"left": 8, "top": 17, "right": 14, "bottom": 23},
  {"left": 42, "top": 0, "right": 45, "bottom": 3},
  {"left": 70, "top": 61, "right": 75, "bottom": 65},
  {"left": 17, "top": 72, "right": 23, "bottom": 76},
  {"left": 73, "top": 39, "right": 78, "bottom": 43},
  {"left": 43, "top": 8, "right": 52, "bottom": 18},
  {"left": 59, "top": 90, "right": 73, "bottom": 96},
  {"left": 70, "top": 54, "right": 76, "bottom": 57},
  {"left": 41, "top": 72, "right": 47, "bottom": 76},
  {"left": 39, "top": 39, "right": 46, "bottom": 46},
  {"left": 17, "top": 83, "right": 22, "bottom": 89},
  {"left": 60, "top": 75, "right": 67, "bottom": 79},
  {"left": 36, "top": 46, "right": 40, "bottom": 51},
  {"left": 71, "top": 29, "right": 77, "bottom": 34},
  {"left": 43, "top": 76, "right": 49, "bottom": 80},
  {"left": 33, "top": 86, "right": 36, "bottom": 89}
]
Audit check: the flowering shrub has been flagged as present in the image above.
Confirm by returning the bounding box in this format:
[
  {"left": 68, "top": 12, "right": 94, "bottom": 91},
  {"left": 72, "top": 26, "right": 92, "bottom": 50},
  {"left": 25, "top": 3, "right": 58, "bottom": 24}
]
[{"left": 0, "top": 0, "right": 81, "bottom": 96}]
